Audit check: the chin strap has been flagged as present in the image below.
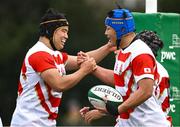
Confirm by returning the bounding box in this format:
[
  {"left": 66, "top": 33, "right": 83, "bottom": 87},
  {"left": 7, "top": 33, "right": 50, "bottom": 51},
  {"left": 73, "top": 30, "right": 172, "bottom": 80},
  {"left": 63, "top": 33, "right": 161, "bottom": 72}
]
[
  {"left": 50, "top": 38, "right": 57, "bottom": 50},
  {"left": 116, "top": 39, "right": 121, "bottom": 49}
]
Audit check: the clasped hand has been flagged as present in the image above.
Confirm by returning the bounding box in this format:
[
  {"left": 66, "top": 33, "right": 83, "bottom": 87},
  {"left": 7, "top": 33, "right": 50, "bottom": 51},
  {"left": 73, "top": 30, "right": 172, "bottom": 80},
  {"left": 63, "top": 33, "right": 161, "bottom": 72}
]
[{"left": 77, "top": 51, "right": 97, "bottom": 72}]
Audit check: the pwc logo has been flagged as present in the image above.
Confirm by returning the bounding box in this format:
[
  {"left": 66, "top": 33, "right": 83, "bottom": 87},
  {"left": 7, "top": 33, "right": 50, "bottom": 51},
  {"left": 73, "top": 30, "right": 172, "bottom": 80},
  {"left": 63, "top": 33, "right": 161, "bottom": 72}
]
[{"left": 160, "top": 51, "right": 176, "bottom": 62}]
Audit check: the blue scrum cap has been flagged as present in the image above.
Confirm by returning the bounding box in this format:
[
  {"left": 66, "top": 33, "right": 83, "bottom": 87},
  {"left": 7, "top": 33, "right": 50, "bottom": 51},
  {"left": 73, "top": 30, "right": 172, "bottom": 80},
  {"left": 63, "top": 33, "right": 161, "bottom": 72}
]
[{"left": 105, "top": 8, "right": 135, "bottom": 41}]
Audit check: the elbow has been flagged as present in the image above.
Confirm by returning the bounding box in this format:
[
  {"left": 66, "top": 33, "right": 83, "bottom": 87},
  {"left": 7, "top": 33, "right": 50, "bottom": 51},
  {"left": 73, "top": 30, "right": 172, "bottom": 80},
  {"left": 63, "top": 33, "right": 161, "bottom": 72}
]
[{"left": 56, "top": 85, "right": 67, "bottom": 92}]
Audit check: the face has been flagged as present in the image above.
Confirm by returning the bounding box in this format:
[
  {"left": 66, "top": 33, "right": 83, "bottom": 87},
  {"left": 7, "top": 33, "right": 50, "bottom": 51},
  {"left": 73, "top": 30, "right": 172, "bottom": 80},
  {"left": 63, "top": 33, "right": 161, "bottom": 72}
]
[
  {"left": 105, "top": 26, "right": 117, "bottom": 46},
  {"left": 53, "top": 26, "right": 69, "bottom": 50}
]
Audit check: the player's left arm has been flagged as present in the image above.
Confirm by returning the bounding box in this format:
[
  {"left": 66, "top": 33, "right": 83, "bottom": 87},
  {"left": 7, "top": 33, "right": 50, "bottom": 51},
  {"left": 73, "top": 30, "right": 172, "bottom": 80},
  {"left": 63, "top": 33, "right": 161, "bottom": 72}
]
[
  {"left": 105, "top": 54, "right": 156, "bottom": 116},
  {"left": 117, "top": 78, "right": 154, "bottom": 114},
  {"left": 105, "top": 78, "right": 154, "bottom": 116},
  {"left": 117, "top": 54, "right": 155, "bottom": 114},
  {"left": 66, "top": 42, "right": 116, "bottom": 71}
]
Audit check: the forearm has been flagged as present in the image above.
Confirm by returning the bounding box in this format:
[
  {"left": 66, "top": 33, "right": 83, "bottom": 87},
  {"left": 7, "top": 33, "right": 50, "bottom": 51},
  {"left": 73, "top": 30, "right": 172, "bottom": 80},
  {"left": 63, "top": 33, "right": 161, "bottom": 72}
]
[
  {"left": 56, "top": 69, "right": 89, "bottom": 91},
  {"left": 65, "top": 55, "right": 79, "bottom": 71},
  {"left": 118, "top": 84, "right": 152, "bottom": 114},
  {"left": 42, "top": 68, "right": 89, "bottom": 92},
  {"left": 92, "top": 65, "right": 114, "bottom": 86},
  {"left": 87, "top": 43, "right": 111, "bottom": 63}
]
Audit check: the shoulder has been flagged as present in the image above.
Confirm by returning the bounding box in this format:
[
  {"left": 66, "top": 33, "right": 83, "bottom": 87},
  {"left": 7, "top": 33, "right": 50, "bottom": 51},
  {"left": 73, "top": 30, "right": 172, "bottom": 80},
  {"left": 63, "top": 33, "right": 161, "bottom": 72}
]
[
  {"left": 28, "top": 41, "right": 53, "bottom": 55},
  {"left": 126, "top": 39, "right": 155, "bottom": 60},
  {"left": 26, "top": 42, "right": 53, "bottom": 62},
  {"left": 54, "top": 51, "right": 68, "bottom": 64}
]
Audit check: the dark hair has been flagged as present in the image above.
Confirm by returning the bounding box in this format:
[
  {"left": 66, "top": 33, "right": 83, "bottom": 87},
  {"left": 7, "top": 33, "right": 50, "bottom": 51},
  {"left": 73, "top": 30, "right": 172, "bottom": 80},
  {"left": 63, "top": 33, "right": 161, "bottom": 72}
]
[{"left": 137, "top": 30, "right": 164, "bottom": 57}]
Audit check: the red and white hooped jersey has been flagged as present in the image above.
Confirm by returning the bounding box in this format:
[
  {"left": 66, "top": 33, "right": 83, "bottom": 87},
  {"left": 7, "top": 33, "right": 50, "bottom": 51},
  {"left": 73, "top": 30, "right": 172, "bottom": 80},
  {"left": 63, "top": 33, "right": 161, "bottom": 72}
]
[
  {"left": 155, "top": 61, "right": 172, "bottom": 125},
  {"left": 114, "top": 39, "right": 170, "bottom": 127},
  {"left": 11, "top": 41, "right": 68, "bottom": 127}
]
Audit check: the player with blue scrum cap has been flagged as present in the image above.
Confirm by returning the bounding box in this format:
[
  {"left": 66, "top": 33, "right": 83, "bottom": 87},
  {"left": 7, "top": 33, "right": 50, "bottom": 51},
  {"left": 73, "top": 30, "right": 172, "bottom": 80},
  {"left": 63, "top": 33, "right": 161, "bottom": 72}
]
[
  {"left": 105, "top": 8, "right": 135, "bottom": 49},
  {"left": 80, "top": 8, "right": 171, "bottom": 127}
]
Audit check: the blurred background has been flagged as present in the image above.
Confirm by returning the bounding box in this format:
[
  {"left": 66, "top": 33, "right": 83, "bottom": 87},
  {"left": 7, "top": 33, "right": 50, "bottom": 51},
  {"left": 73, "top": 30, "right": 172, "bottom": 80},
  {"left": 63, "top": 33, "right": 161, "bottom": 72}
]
[{"left": 0, "top": 0, "right": 179, "bottom": 126}]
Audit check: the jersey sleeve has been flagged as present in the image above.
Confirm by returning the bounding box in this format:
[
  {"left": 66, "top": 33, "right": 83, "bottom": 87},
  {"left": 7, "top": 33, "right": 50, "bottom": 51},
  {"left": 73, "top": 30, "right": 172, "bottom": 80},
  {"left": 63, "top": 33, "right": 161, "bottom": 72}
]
[
  {"left": 28, "top": 51, "right": 56, "bottom": 73},
  {"left": 132, "top": 54, "right": 156, "bottom": 83},
  {"left": 61, "top": 52, "right": 68, "bottom": 64}
]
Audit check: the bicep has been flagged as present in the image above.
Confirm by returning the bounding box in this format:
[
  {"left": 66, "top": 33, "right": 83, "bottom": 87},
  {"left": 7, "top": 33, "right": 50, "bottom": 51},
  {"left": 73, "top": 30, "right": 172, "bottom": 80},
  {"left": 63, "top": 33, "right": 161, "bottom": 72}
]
[
  {"left": 137, "top": 78, "right": 154, "bottom": 96},
  {"left": 65, "top": 55, "right": 78, "bottom": 71},
  {"left": 40, "top": 68, "right": 62, "bottom": 91},
  {"left": 117, "top": 78, "right": 154, "bottom": 113}
]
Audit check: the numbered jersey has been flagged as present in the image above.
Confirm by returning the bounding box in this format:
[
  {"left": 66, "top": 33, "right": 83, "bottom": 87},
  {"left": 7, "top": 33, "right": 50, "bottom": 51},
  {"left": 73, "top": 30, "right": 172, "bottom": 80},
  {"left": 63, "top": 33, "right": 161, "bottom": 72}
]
[
  {"left": 114, "top": 39, "right": 170, "bottom": 127},
  {"left": 11, "top": 41, "right": 68, "bottom": 127}
]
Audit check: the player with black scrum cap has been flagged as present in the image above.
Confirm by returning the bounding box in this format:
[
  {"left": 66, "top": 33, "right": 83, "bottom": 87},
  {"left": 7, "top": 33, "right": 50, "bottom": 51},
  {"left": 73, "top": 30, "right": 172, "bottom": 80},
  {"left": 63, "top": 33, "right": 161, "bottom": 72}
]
[{"left": 10, "top": 8, "right": 115, "bottom": 127}]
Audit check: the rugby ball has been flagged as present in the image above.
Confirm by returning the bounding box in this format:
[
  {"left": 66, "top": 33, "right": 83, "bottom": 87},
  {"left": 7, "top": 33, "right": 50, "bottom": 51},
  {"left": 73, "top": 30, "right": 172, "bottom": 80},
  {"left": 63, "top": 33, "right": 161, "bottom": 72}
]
[{"left": 88, "top": 85, "right": 123, "bottom": 109}]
